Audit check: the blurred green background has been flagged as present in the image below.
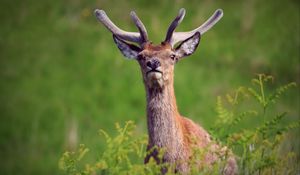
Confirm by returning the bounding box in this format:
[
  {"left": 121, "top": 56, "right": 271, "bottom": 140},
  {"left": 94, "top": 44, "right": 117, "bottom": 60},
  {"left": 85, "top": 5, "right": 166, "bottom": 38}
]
[{"left": 0, "top": 0, "right": 299, "bottom": 174}]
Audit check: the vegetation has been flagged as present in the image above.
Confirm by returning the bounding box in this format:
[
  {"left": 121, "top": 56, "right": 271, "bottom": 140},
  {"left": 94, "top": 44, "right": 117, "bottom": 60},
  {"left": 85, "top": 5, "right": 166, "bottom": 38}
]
[
  {"left": 0, "top": 0, "right": 299, "bottom": 174},
  {"left": 59, "top": 75, "right": 299, "bottom": 174}
]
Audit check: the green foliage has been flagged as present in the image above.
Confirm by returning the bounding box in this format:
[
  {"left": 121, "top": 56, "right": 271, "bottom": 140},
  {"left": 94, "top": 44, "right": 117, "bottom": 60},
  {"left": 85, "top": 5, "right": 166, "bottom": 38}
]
[
  {"left": 59, "top": 144, "right": 90, "bottom": 174},
  {"left": 59, "top": 75, "right": 299, "bottom": 174},
  {"left": 211, "top": 74, "right": 299, "bottom": 174},
  {"left": 59, "top": 121, "right": 167, "bottom": 175}
]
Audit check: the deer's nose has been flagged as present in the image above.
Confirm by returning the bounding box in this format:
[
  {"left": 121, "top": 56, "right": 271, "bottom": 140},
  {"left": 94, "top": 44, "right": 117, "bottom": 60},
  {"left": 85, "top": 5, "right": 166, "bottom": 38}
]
[{"left": 146, "top": 59, "right": 161, "bottom": 69}]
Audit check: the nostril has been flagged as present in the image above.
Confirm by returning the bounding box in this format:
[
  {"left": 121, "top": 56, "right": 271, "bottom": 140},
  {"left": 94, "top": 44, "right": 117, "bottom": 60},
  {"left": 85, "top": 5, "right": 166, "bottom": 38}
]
[{"left": 146, "top": 61, "right": 152, "bottom": 68}]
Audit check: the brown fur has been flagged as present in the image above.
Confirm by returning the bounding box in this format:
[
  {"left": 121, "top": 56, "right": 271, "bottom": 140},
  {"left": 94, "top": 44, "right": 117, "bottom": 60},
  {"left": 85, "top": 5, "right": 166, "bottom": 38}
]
[
  {"left": 139, "top": 44, "right": 238, "bottom": 174},
  {"left": 143, "top": 42, "right": 171, "bottom": 50}
]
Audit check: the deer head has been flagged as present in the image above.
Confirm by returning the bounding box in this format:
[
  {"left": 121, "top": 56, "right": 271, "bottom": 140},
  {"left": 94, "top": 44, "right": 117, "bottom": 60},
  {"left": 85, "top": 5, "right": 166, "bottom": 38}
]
[{"left": 95, "top": 8, "right": 223, "bottom": 89}]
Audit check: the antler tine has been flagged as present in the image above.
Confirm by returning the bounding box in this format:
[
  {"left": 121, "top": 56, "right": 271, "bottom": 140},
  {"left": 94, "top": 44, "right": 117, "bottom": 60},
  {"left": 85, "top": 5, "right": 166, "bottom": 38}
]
[
  {"left": 164, "top": 8, "right": 186, "bottom": 43},
  {"left": 130, "top": 11, "right": 148, "bottom": 43},
  {"left": 94, "top": 9, "right": 142, "bottom": 44},
  {"left": 170, "top": 9, "right": 223, "bottom": 46}
]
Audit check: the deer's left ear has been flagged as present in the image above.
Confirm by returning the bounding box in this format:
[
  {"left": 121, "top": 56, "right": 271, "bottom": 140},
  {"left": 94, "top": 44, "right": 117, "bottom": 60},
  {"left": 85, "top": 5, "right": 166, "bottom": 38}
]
[
  {"left": 175, "top": 32, "right": 201, "bottom": 59},
  {"left": 113, "top": 35, "right": 142, "bottom": 59}
]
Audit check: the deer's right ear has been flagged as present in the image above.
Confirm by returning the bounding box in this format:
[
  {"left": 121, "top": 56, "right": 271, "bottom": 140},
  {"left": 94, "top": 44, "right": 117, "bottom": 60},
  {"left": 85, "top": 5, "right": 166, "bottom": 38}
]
[{"left": 113, "top": 35, "right": 141, "bottom": 59}]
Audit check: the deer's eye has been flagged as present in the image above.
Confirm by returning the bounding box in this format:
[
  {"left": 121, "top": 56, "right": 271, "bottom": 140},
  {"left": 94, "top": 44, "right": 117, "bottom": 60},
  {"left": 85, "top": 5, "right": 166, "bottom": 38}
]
[
  {"left": 170, "top": 54, "right": 177, "bottom": 61},
  {"left": 137, "top": 54, "right": 146, "bottom": 61}
]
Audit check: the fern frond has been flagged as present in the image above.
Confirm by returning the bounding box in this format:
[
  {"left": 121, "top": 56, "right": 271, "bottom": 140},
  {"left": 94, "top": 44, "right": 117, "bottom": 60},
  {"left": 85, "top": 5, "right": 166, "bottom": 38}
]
[
  {"left": 77, "top": 144, "right": 89, "bottom": 161},
  {"left": 247, "top": 87, "right": 264, "bottom": 106},
  {"left": 215, "top": 96, "right": 233, "bottom": 124},
  {"left": 256, "top": 112, "right": 287, "bottom": 138},
  {"left": 98, "top": 129, "right": 112, "bottom": 144},
  {"left": 280, "top": 120, "right": 300, "bottom": 133},
  {"left": 232, "top": 110, "right": 258, "bottom": 125},
  {"left": 267, "top": 82, "right": 296, "bottom": 104}
]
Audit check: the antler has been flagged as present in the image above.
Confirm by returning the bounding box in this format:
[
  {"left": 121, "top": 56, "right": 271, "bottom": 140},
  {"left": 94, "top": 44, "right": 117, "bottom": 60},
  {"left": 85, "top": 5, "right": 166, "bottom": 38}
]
[
  {"left": 94, "top": 9, "right": 148, "bottom": 45},
  {"left": 165, "top": 8, "right": 223, "bottom": 46},
  {"left": 164, "top": 8, "right": 186, "bottom": 43},
  {"left": 130, "top": 11, "right": 148, "bottom": 42}
]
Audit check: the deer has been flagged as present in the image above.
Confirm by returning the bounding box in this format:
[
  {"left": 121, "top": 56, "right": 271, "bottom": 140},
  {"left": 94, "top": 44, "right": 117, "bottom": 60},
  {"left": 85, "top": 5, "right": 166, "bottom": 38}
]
[{"left": 94, "top": 8, "right": 238, "bottom": 174}]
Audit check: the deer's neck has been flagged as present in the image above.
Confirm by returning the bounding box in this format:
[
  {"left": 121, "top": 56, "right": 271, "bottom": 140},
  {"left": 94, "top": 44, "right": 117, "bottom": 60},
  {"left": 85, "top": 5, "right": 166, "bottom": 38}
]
[{"left": 146, "top": 81, "right": 183, "bottom": 148}]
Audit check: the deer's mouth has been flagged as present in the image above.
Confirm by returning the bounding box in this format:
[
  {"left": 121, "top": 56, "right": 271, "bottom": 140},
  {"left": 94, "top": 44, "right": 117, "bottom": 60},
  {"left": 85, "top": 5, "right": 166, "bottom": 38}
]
[
  {"left": 146, "top": 70, "right": 163, "bottom": 80},
  {"left": 146, "top": 70, "right": 162, "bottom": 75}
]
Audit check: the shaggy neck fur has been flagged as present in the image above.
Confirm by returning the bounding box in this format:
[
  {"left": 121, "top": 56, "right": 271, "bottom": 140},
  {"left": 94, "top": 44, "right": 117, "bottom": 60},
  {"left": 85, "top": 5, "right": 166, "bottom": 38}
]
[{"left": 145, "top": 76, "right": 184, "bottom": 154}]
